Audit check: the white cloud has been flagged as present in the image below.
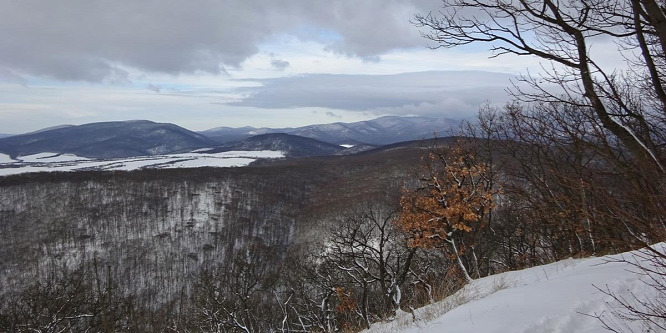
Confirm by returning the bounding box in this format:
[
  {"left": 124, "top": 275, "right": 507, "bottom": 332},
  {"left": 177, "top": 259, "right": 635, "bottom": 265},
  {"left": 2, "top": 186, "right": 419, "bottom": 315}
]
[
  {"left": 231, "top": 71, "right": 519, "bottom": 117},
  {"left": 0, "top": 83, "right": 378, "bottom": 133}
]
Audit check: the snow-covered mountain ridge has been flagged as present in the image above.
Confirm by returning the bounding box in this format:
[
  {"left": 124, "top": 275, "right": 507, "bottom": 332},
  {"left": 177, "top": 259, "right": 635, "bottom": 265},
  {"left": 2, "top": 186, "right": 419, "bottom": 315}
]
[
  {"left": 0, "top": 120, "right": 216, "bottom": 159},
  {"left": 200, "top": 115, "right": 456, "bottom": 145}
]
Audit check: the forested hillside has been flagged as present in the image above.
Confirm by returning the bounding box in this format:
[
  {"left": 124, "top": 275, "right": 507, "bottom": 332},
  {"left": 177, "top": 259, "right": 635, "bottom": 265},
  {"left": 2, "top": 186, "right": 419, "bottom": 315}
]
[
  {"left": 1, "top": 0, "right": 666, "bottom": 332},
  {"left": 0, "top": 145, "right": 427, "bottom": 330},
  {"left": 0, "top": 167, "right": 320, "bottom": 304}
]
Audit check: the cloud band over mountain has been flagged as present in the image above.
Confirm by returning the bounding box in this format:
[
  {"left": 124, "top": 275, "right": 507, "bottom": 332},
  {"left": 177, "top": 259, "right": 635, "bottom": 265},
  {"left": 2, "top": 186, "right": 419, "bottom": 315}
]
[{"left": 232, "top": 71, "right": 517, "bottom": 117}]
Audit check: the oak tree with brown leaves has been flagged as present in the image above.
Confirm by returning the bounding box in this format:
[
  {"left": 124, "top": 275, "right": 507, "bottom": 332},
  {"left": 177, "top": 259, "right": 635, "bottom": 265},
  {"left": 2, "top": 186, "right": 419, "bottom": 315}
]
[{"left": 397, "top": 146, "right": 497, "bottom": 283}]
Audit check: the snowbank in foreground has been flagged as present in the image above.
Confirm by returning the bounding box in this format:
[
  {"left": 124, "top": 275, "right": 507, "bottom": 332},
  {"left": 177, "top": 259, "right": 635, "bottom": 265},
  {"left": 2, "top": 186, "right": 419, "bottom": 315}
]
[{"left": 366, "top": 245, "right": 665, "bottom": 333}]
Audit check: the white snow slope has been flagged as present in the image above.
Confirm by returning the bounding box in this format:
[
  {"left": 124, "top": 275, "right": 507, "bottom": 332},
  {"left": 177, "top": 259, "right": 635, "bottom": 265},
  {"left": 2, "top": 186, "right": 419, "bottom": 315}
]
[{"left": 366, "top": 245, "right": 665, "bottom": 333}]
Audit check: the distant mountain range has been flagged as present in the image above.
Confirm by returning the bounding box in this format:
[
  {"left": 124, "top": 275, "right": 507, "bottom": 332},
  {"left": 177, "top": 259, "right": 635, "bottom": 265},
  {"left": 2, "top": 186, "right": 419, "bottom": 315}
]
[
  {"left": 209, "top": 133, "right": 349, "bottom": 158},
  {"left": 0, "top": 116, "right": 457, "bottom": 159},
  {"left": 0, "top": 120, "right": 215, "bottom": 159},
  {"left": 200, "top": 116, "right": 456, "bottom": 145}
]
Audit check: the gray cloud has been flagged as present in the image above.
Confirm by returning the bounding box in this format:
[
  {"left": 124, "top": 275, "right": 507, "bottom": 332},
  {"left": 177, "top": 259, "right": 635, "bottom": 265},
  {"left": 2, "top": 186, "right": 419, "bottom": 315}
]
[
  {"left": 325, "top": 111, "right": 342, "bottom": 119},
  {"left": 231, "top": 71, "right": 519, "bottom": 118},
  {"left": 270, "top": 59, "right": 290, "bottom": 71},
  {"left": 146, "top": 84, "right": 161, "bottom": 93},
  {"left": 0, "top": 0, "right": 441, "bottom": 82}
]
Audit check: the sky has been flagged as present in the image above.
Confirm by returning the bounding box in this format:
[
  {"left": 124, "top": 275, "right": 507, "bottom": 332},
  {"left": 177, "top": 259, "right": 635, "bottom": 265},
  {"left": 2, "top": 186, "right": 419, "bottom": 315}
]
[{"left": 0, "top": 0, "right": 611, "bottom": 134}]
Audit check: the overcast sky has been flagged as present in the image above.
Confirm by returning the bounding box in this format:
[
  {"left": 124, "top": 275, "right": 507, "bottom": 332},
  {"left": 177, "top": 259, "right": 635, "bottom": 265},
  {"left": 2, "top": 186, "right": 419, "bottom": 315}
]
[{"left": 0, "top": 0, "right": 584, "bottom": 134}]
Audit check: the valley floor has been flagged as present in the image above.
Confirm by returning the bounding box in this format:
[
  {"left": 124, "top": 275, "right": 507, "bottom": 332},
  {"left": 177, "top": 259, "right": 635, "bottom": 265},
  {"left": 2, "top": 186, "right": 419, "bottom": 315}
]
[
  {"left": 366, "top": 245, "right": 665, "bottom": 333},
  {"left": 0, "top": 150, "right": 284, "bottom": 176}
]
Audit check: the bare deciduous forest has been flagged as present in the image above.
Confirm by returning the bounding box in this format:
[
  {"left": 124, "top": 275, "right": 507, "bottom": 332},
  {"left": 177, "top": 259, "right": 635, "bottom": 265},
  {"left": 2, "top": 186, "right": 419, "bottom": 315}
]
[{"left": 1, "top": 1, "right": 665, "bottom": 332}]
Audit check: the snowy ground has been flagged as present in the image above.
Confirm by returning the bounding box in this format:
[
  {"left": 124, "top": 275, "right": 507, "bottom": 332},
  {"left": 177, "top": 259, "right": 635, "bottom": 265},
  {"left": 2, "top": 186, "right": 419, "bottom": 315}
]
[
  {"left": 0, "top": 153, "right": 15, "bottom": 164},
  {"left": 366, "top": 245, "right": 665, "bottom": 333},
  {"left": 0, "top": 151, "right": 284, "bottom": 176}
]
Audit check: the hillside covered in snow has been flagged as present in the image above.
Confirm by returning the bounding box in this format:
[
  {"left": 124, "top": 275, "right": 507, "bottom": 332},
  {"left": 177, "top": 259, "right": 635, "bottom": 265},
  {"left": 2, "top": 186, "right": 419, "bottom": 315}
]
[
  {"left": 0, "top": 150, "right": 284, "bottom": 176},
  {"left": 366, "top": 245, "right": 665, "bottom": 333}
]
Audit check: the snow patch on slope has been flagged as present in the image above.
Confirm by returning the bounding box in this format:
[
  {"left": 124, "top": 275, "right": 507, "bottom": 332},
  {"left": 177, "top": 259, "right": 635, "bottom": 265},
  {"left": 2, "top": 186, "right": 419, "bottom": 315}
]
[
  {"left": 365, "top": 245, "right": 665, "bottom": 333},
  {"left": 18, "top": 152, "right": 90, "bottom": 163},
  {"left": 0, "top": 153, "right": 14, "bottom": 164},
  {"left": 0, "top": 151, "right": 285, "bottom": 176}
]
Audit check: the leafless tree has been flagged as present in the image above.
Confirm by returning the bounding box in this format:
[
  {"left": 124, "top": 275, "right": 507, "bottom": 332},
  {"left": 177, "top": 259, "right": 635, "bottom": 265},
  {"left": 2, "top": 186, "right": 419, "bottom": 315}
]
[
  {"left": 322, "top": 206, "right": 417, "bottom": 328},
  {"left": 0, "top": 259, "right": 140, "bottom": 332},
  {"left": 188, "top": 243, "right": 281, "bottom": 332},
  {"left": 415, "top": 1, "right": 666, "bottom": 330},
  {"left": 414, "top": 0, "right": 666, "bottom": 174}
]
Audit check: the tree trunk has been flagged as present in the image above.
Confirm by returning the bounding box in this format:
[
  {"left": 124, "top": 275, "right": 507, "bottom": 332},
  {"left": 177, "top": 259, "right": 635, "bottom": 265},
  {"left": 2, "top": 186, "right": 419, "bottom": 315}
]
[{"left": 448, "top": 238, "right": 473, "bottom": 283}]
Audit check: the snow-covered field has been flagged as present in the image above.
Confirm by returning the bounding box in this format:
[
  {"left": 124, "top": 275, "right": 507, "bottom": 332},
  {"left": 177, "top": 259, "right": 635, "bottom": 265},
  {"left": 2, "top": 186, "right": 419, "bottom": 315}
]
[
  {"left": 0, "top": 153, "right": 15, "bottom": 164},
  {"left": 0, "top": 151, "right": 284, "bottom": 176},
  {"left": 366, "top": 245, "right": 665, "bottom": 333}
]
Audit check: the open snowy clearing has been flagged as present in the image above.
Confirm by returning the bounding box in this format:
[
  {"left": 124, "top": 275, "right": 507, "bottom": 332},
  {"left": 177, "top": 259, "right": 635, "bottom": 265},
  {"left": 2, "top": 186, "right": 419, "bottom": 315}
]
[
  {"left": 0, "top": 153, "right": 15, "bottom": 164},
  {"left": 17, "top": 152, "right": 91, "bottom": 163},
  {"left": 0, "top": 151, "right": 284, "bottom": 176},
  {"left": 366, "top": 245, "right": 665, "bottom": 333}
]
